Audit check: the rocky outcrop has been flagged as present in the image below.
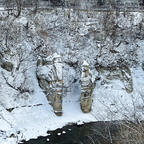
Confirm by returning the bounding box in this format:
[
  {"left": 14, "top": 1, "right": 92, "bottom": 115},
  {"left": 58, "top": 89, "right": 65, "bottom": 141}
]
[
  {"left": 0, "top": 59, "right": 13, "bottom": 72},
  {"left": 80, "top": 61, "right": 94, "bottom": 113},
  {"left": 97, "top": 65, "right": 133, "bottom": 93},
  {"left": 0, "top": 51, "right": 13, "bottom": 72},
  {"left": 36, "top": 53, "right": 63, "bottom": 116},
  {"left": 120, "top": 66, "right": 133, "bottom": 93}
]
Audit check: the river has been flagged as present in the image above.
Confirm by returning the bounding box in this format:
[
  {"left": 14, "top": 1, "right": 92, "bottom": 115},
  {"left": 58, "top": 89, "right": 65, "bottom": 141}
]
[{"left": 21, "top": 121, "right": 144, "bottom": 144}]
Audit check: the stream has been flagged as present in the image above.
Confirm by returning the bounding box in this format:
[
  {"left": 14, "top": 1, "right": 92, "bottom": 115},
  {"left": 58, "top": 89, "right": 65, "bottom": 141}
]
[{"left": 21, "top": 121, "right": 137, "bottom": 144}]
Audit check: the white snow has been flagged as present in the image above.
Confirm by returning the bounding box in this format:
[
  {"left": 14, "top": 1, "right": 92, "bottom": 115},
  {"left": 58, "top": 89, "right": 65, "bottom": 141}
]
[
  {"left": 54, "top": 62, "right": 63, "bottom": 80},
  {"left": 57, "top": 133, "right": 61, "bottom": 136},
  {"left": 82, "top": 61, "right": 89, "bottom": 66},
  {"left": 62, "top": 131, "right": 66, "bottom": 134},
  {"left": 15, "top": 17, "right": 28, "bottom": 27}
]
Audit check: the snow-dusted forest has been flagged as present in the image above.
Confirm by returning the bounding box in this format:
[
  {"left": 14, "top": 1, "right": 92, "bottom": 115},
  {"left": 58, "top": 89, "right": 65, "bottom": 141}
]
[{"left": 1, "top": 0, "right": 144, "bottom": 143}]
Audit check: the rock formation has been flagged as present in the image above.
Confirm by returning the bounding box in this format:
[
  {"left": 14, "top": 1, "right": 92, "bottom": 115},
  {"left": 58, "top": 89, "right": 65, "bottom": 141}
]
[
  {"left": 37, "top": 53, "right": 63, "bottom": 116},
  {"left": 1, "top": 61, "right": 13, "bottom": 72},
  {"left": 0, "top": 54, "right": 13, "bottom": 72},
  {"left": 80, "top": 61, "right": 93, "bottom": 113}
]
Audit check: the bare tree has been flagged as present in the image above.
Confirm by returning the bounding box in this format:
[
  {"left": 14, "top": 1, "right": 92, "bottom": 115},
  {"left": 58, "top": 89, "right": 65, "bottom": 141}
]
[{"left": 4, "top": 0, "right": 22, "bottom": 17}]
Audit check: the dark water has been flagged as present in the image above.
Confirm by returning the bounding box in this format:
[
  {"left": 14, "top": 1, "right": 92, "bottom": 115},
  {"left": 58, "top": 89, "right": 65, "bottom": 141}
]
[
  {"left": 20, "top": 121, "right": 144, "bottom": 144},
  {"left": 20, "top": 121, "right": 122, "bottom": 144}
]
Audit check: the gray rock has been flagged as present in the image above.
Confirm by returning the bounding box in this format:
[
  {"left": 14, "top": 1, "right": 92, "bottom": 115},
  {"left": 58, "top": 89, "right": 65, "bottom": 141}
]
[
  {"left": 97, "top": 65, "right": 133, "bottom": 93},
  {"left": 80, "top": 61, "right": 94, "bottom": 113},
  {"left": 121, "top": 66, "right": 133, "bottom": 93},
  {"left": 142, "top": 61, "right": 144, "bottom": 71},
  {"left": 0, "top": 52, "right": 4, "bottom": 65},
  {"left": 1, "top": 61, "right": 13, "bottom": 72}
]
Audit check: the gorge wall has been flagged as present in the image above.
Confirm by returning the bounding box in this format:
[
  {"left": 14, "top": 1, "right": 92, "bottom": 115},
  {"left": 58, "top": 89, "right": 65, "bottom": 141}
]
[{"left": 0, "top": 5, "right": 144, "bottom": 123}]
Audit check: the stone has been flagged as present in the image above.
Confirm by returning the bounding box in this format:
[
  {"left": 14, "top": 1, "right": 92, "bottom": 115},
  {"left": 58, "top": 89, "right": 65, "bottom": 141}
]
[
  {"left": 142, "top": 61, "right": 144, "bottom": 71},
  {"left": 80, "top": 61, "right": 93, "bottom": 113},
  {"left": 53, "top": 54, "right": 63, "bottom": 116},
  {"left": 121, "top": 65, "right": 133, "bottom": 93},
  {"left": 36, "top": 53, "right": 63, "bottom": 116},
  {"left": 37, "top": 58, "right": 42, "bottom": 66},
  {"left": 97, "top": 65, "right": 133, "bottom": 93},
  {"left": 1, "top": 61, "right": 13, "bottom": 72},
  {"left": 0, "top": 53, "right": 3, "bottom": 65}
]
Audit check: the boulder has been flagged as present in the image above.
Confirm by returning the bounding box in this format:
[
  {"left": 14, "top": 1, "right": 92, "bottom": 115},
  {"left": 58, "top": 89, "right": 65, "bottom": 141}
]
[{"left": 1, "top": 61, "right": 13, "bottom": 72}]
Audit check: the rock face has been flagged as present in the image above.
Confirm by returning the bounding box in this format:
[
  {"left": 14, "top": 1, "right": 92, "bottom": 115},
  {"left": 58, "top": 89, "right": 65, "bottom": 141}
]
[
  {"left": 0, "top": 52, "right": 13, "bottom": 72},
  {"left": 1, "top": 61, "right": 13, "bottom": 72},
  {"left": 97, "top": 65, "right": 133, "bottom": 93},
  {"left": 36, "top": 53, "right": 63, "bottom": 116},
  {"left": 80, "top": 61, "right": 93, "bottom": 113}
]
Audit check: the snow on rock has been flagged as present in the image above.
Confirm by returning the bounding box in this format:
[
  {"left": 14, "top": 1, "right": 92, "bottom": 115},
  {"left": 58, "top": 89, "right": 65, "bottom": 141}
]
[
  {"left": 15, "top": 17, "right": 28, "bottom": 27},
  {"left": 62, "top": 131, "right": 66, "bottom": 134},
  {"left": 82, "top": 60, "right": 89, "bottom": 66},
  {"left": 57, "top": 133, "right": 61, "bottom": 136}
]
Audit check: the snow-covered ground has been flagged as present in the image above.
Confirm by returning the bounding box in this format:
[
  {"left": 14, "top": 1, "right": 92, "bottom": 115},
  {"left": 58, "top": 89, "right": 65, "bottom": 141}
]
[{"left": 0, "top": 65, "right": 96, "bottom": 143}]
